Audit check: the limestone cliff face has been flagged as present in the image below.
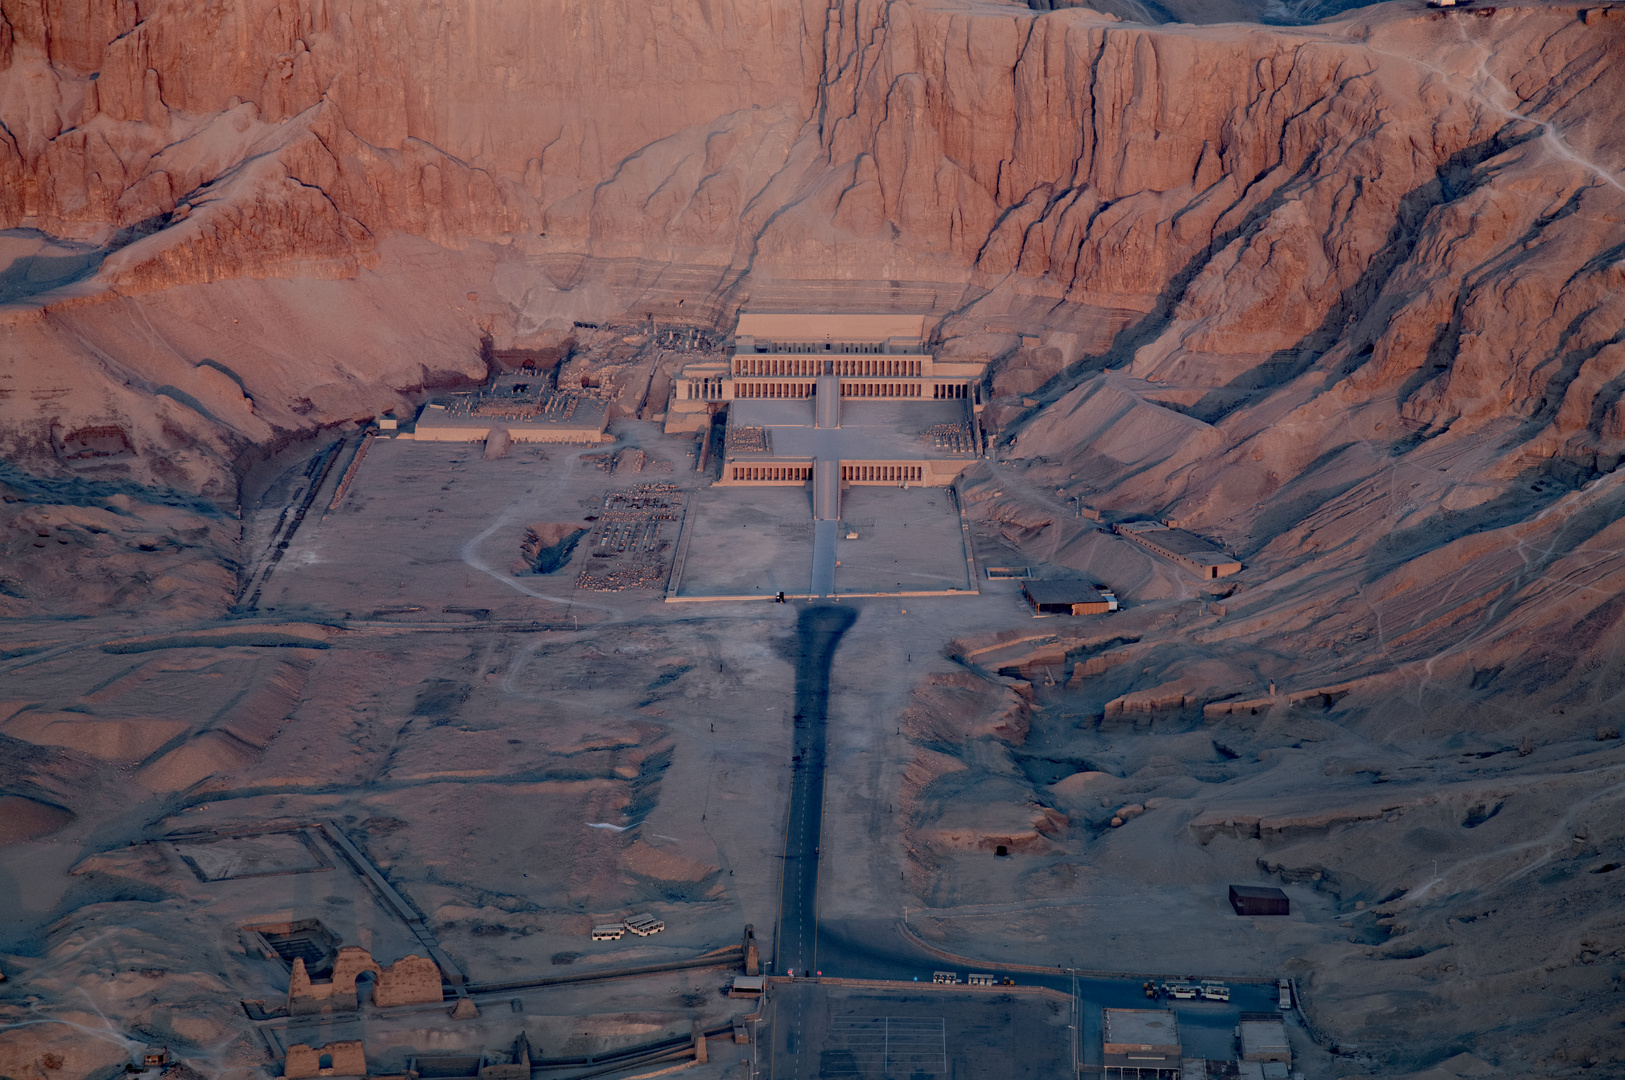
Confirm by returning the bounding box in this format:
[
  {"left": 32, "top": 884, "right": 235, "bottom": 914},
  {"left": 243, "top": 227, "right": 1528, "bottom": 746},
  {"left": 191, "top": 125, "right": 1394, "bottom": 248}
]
[
  {"left": 793, "top": 2, "right": 1625, "bottom": 460},
  {"left": 0, "top": 0, "right": 820, "bottom": 268},
  {"left": 0, "top": 0, "right": 1621, "bottom": 492}
]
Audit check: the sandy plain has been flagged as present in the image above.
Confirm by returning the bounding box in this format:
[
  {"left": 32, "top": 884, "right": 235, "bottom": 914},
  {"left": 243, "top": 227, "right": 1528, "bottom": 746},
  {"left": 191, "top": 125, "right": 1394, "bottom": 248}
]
[{"left": 5, "top": 387, "right": 1622, "bottom": 1079}]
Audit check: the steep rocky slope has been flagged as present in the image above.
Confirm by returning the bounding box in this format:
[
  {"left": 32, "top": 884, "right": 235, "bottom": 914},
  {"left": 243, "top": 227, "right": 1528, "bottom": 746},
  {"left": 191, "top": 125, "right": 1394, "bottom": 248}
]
[{"left": 2, "top": 0, "right": 1620, "bottom": 496}]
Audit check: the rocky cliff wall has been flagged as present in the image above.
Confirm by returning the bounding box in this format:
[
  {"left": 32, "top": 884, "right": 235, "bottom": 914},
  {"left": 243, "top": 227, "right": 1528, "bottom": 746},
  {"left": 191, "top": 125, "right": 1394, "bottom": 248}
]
[
  {"left": 0, "top": 0, "right": 822, "bottom": 268},
  {"left": 0, "top": 0, "right": 1621, "bottom": 500}
]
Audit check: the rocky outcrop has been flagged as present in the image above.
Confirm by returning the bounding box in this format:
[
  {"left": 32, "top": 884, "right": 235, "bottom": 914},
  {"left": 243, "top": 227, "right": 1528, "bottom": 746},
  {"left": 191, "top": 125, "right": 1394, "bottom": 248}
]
[{"left": 0, "top": 0, "right": 817, "bottom": 251}]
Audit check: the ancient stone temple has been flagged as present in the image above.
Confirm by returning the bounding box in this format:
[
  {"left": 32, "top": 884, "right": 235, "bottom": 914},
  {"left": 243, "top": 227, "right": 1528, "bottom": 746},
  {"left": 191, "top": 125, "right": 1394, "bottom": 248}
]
[{"left": 666, "top": 313, "right": 990, "bottom": 523}]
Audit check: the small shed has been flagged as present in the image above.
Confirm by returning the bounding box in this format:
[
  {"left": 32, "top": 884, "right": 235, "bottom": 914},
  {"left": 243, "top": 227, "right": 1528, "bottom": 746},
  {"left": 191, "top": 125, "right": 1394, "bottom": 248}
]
[
  {"left": 1023, "top": 580, "right": 1118, "bottom": 616},
  {"left": 1229, "top": 885, "right": 1290, "bottom": 916},
  {"left": 729, "top": 975, "right": 765, "bottom": 998},
  {"left": 1239, "top": 1014, "right": 1292, "bottom": 1064}
]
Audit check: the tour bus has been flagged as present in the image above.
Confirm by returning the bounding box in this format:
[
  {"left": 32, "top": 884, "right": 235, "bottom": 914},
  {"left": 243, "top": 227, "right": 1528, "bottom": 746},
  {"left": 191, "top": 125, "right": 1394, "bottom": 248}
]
[
  {"left": 625, "top": 913, "right": 665, "bottom": 937},
  {"left": 1199, "top": 981, "right": 1230, "bottom": 1002},
  {"left": 1164, "top": 981, "right": 1199, "bottom": 1000},
  {"left": 590, "top": 924, "right": 625, "bottom": 941}
]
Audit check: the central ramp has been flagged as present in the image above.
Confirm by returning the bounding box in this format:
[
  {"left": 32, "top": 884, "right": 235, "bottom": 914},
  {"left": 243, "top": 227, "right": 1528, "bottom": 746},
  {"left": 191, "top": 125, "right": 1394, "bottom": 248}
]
[
  {"left": 811, "top": 456, "right": 841, "bottom": 598},
  {"left": 812, "top": 458, "right": 840, "bottom": 521},
  {"left": 811, "top": 520, "right": 838, "bottom": 598},
  {"left": 815, "top": 374, "right": 841, "bottom": 429}
]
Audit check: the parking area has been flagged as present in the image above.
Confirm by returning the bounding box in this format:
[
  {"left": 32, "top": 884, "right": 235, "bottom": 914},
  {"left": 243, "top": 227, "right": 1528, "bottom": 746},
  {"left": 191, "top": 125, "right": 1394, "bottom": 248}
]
[{"left": 768, "top": 982, "right": 1073, "bottom": 1080}]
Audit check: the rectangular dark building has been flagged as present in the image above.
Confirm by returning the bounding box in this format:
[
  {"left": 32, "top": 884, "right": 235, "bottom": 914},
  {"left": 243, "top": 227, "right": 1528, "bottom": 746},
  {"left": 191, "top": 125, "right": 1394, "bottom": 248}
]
[
  {"left": 1022, "top": 579, "right": 1118, "bottom": 615},
  {"left": 1229, "top": 885, "right": 1290, "bottom": 916}
]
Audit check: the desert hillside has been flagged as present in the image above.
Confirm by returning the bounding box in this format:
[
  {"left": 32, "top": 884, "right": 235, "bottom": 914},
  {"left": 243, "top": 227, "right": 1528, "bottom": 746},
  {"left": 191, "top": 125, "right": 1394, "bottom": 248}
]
[{"left": 2, "top": 0, "right": 1624, "bottom": 1076}]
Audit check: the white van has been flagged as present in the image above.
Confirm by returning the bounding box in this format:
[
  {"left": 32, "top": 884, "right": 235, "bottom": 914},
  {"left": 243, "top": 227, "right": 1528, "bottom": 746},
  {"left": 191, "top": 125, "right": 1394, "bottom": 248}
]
[{"left": 1278, "top": 979, "right": 1293, "bottom": 1009}]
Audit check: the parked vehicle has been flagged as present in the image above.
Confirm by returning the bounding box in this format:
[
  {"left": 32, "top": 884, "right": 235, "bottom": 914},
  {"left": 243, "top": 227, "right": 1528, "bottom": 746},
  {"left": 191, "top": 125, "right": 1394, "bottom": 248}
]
[
  {"left": 932, "top": 971, "right": 960, "bottom": 984},
  {"left": 1278, "top": 978, "right": 1293, "bottom": 1009},
  {"left": 967, "top": 973, "right": 998, "bottom": 986},
  {"left": 1200, "top": 981, "right": 1230, "bottom": 1002},
  {"left": 590, "top": 924, "right": 625, "bottom": 941},
  {"left": 1164, "top": 982, "right": 1199, "bottom": 1000},
  {"left": 625, "top": 914, "right": 665, "bottom": 937}
]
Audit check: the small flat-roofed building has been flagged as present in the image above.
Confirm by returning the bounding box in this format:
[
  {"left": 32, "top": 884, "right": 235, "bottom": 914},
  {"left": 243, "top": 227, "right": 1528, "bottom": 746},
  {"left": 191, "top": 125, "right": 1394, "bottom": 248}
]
[
  {"left": 1022, "top": 579, "right": 1118, "bottom": 615},
  {"left": 729, "top": 975, "right": 765, "bottom": 998},
  {"left": 1103, "top": 1008, "right": 1181, "bottom": 1078},
  {"left": 1229, "top": 884, "right": 1291, "bottom": 916},
  {"left": 1114, "top": 521, "right": 1242, "bottom": 579},
  {"left": 1238, "top": 1063, "right": 1290, "bottom": 1080},
  {"left": 1239, "top": 1014, "right": 1291, "bottom": 1066}
]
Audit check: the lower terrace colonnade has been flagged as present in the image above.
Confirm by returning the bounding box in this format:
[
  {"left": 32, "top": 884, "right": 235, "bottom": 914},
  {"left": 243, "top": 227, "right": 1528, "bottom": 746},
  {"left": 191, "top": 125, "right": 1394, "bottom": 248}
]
[
  {"left": 726, "top": 464, "right": 925, "bottom": 483},
  {"left": 932, "top": 383, "right": 968, "bottom": 399},
  {"left": 840, "top": 464, "right": 923, "bottom": 482},
  {"left": 729, "top": 465, "right": 814, "bottom": 481}
]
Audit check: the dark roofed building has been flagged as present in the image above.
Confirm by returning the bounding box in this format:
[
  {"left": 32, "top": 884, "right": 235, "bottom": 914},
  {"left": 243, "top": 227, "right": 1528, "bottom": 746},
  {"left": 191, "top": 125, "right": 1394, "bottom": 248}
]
[
  {"left": 1022, "top": 579, "right": 1119, "bottom": 616},
  {"left": 1230, "top": 884, "right": 1290, "bottom": 916}
]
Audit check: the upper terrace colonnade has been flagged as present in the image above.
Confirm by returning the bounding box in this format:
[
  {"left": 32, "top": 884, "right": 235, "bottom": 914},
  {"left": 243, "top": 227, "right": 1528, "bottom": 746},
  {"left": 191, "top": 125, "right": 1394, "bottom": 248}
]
[{"left": 670, "top": 313, "right": 982, "bottom": 410}]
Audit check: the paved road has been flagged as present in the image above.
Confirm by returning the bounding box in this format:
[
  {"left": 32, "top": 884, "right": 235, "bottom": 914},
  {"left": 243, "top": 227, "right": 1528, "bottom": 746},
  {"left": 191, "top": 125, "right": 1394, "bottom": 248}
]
[{"left": 763, "top": 599, "right": 1285, "bottom": 1074}]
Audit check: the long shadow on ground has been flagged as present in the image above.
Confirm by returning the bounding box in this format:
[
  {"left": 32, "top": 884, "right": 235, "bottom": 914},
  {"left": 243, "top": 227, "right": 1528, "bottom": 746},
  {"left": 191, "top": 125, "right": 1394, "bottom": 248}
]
[{"left": 777, "top": 604, "right": 858, "bottom": 975}]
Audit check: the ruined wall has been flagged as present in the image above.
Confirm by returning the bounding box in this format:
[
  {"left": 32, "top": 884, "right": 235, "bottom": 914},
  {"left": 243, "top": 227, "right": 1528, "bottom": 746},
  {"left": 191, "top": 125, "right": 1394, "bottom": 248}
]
[
  {"left": 285, "top": 946, "right": 442, "bottom": 1012},
  {"left": 283, "top": 1041, "right": 365, "bottom": 1079},
  {"left": 370, "top": 953, "right": 442, "bottom": 1007},
  {"left": 286, "top": 947, "right": 380, "bottom": 1014}
]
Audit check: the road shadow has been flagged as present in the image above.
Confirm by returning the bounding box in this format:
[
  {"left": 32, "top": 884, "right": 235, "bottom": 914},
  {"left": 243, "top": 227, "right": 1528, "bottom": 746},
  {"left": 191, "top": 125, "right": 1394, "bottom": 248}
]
[{"left": 794, "top": 604, "right": 858, "bottom": 718}]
